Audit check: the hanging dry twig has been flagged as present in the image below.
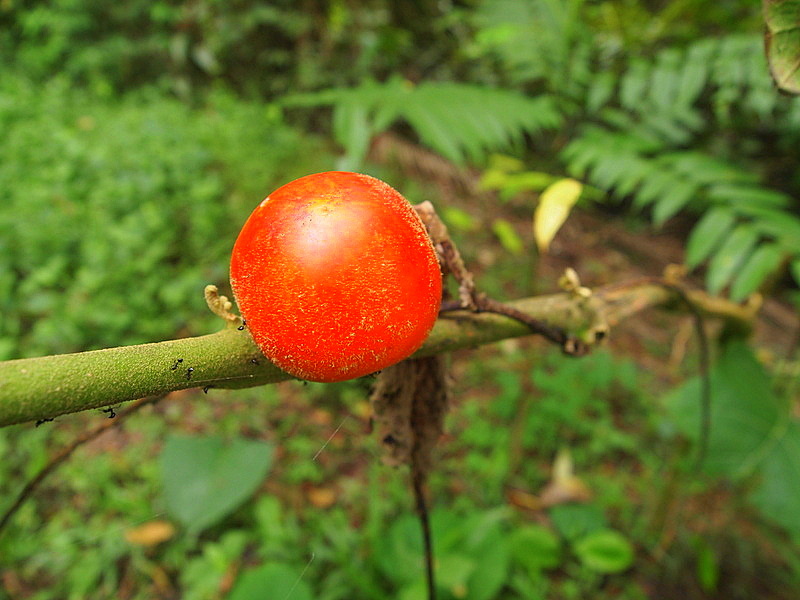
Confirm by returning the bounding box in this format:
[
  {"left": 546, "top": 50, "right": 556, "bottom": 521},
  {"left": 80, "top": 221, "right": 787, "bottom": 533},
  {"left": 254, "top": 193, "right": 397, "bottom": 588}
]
[{"left": 369, "top": 203, "right": 599, "bottom": 600}]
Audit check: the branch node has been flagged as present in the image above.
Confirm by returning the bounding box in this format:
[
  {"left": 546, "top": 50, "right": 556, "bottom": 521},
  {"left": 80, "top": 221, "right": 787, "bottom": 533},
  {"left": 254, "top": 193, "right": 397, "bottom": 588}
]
[
  {"left": 663, "top": 263, "right": 687, "bottom": 284},
  {"left": 558, "top": 268, "right": 592, "bottom": 299}
]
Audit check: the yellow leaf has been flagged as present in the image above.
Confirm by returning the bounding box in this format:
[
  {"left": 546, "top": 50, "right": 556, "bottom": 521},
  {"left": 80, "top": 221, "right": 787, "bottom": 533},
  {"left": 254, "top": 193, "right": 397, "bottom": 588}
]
[
  {"left": 533, "top": 178, "right": 583, "bottom": 253},
  {"left": 125, "top": 520, "right": 175, "bottom": 547},
  {"left": 539, "top": 448, "right": 592, "bottom": 507},
  {"left": 307, "top": 486, "right": 338, "bottom": 509}
]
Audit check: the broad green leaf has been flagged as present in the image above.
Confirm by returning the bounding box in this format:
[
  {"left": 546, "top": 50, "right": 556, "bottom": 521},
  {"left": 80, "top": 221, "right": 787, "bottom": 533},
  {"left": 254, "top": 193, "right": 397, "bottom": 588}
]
[
  {"left": 641, "top": 111, "right": 692, "bottom": 145},
  {"left": 397, "top": 84, "right": 562, "bottom": 163},
  {"left": 228, "top": 564, "right": 313, "bottom": 600},
  {"left": 749, "top": 422, "right": 800, "bottom": 536},
  {"left": 481, "top": 168, "right": 556, "bottom": 200},
  {"left": 548, "top": 504, "right": 607, "bottom": 542},
  {"left": 466, "top": 528, "right": 510, "bottom": 600},
  {"left": 729, "top": 243, "right": 784, "bottom": 301},
  {"left": 663, "top": 341, "right": 783, "bottom": 477},
  {"left": 493, "top": 218, "right": 525, "bottom": 255},
  {"left": 437, "top": 554, "right": 476, "bottom": 597},
  {"left": 533, "top": 178, "right": 583, "bottom": 253},
  {"left": 399, "top": 580, "right": 429, "bottom": 600},
  {"left": 763, "top": 0, "right": 800, "bottom": 94},
  {"left": 686, "top": 208, "right": 736, "bottom": 268},
  {"left": 375, "top": 515, "right": 424, "bottom": 585},
  {"left": 613, "top": 157, "right": 653, "bottom": 198},
  {"left": 573, "top": 529, "right": 635, "bottom": 574},
  {"left": 479, "top": 168, "right": 510, "bottom": 191},
  {"left": 509, "top": 525, "right": 562, "bottom": 574},
  {"left": 160, "top": 434, "right": 273, "bottom": 533},
  {"left": 669, "top": 341, "right": 800, "bottom": 539},
  {"left": 705, "top": 225, "right": 759, "bottom": 294}
]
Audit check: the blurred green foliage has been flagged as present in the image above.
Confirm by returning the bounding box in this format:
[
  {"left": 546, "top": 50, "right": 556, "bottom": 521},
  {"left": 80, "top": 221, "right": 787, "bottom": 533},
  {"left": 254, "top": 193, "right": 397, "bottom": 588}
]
[
  {"left": 0, "top": 0, "right": 469, "bottom": 98},
  {"left": 0, "top": 351, "right": 653, "bottom": 600},
  {"left": 0, "top": 74, "right": 329, "bottom": 359},
  {"left": 294, "top": 0, "right": 800, "bottom": 301},
  {"left": 2, "top": 0, "right": 800, "bottom": 599},
  {"left": 666, "top": 342, "right": 800, "bottom": 541}
]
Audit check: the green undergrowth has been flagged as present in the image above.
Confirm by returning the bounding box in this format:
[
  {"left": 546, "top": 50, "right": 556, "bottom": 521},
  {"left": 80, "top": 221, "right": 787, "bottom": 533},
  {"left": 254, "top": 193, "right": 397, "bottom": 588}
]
[
  {"left": 0, "top": 74, "right": 331, "bottom": 360},
  {"left": 3, "top": 342, "right": 798, "bottom": 599}
]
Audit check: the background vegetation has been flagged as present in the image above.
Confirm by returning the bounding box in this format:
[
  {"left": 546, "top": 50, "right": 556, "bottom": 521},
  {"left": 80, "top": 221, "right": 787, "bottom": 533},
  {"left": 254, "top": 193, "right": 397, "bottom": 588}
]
[{"left": 1, "top": 1, "right": 799, "bottom": 599}]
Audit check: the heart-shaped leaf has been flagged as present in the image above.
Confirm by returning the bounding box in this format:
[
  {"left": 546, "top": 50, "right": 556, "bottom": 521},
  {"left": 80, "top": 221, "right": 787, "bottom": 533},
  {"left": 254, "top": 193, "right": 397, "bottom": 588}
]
[
  {"left": 160, "top": 434, "right": 273, "bottom": 533},
  {"left": 229, "top": 563, "right": 313, "bottom": 600}
]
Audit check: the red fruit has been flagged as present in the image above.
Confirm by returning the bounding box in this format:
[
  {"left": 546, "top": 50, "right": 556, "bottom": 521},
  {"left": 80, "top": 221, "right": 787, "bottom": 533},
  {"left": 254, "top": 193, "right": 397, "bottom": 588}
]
[{"left": 230, "top": 171, "right": 442, "bottom": 382}]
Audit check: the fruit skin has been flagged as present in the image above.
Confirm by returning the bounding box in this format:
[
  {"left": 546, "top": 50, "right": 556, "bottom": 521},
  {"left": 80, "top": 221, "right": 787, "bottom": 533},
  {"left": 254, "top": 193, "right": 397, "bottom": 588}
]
[{"left": 230, "top": 171, "right": 442, "bottom": 383}]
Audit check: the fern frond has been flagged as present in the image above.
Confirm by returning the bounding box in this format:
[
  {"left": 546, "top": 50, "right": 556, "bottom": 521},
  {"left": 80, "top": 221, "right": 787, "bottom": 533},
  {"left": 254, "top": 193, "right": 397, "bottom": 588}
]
[
  {"left": 284, "top": 79, "right": 563, "bottom": 165},
  {"left": 561, "top": 29, "right": 800, "bottom": 299},
  {"left": 562, "top": 123, "right": 799, "bottom": 299}
]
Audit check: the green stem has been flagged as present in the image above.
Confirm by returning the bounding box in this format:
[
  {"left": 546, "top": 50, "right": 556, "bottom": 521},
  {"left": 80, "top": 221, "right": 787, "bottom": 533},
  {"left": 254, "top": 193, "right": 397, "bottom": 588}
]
[{"left": 0, "top": 283, "right": 752, "bottom": 427}]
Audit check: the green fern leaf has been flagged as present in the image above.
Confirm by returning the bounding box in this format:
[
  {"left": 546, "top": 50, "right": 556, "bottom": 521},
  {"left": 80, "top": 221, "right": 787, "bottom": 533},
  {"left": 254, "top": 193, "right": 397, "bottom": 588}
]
[
  {"left": 287, "top": 80, "right": 564, "bottom": 165},
  {"left": 632, "top": 169, "right": 674, "bottom": 209},
  {"left": 706, "top": 225, "right": 759, "bottom": 295},
  {"left": 400, "top": 100, "right": 465, "bottom": 163},
  {"left": 620, "top": 59, "right": 649, "bottom": 112},
  {"left": 653, "top": 181, "right": 697, "bottom": 225},
  {"left": 587, "top": 70, "right": 615, "bottom": 112},
  {"left": 613, "top": 157, "right": 654, "bottom": 198},
  {"left": 662, "top": 152, "right": 757, "bottom": 186},
  {"left": 332, "top": 100, "right": 371, "bottom": 169},
  {"left": 649, "top": 49, "right": 682, "bottom": 111},
  {"left": 737, "top": 207, "right": 800, "bottom": 254},
  {"left": 708, "top": 185, "right": 790, "bottom": 208},
  {"left": 675, "top": 44, "right": 714, "bottom": 106},
  {"left": 686, "top": 208, "right": 737, "bottom": 268},
  {"left": 730, "top": 243, "right": 784, "bottom": 301}
]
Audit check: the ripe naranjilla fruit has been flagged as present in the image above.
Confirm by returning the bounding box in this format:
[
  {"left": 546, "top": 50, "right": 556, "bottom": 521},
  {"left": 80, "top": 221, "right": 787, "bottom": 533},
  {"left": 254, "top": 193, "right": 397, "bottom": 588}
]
[{"left": 230, "top": 171, "right": 442, "bottom": 382}]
